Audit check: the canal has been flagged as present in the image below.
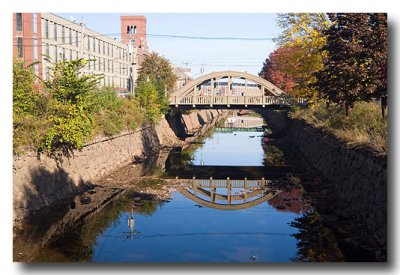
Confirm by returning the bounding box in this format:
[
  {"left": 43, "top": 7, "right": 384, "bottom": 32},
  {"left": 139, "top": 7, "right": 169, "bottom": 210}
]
[{"left": 14, "top": 116, "right": 346, "bottom": 262}]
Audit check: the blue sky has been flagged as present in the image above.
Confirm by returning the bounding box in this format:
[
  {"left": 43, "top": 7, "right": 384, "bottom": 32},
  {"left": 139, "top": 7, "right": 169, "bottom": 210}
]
[{"left": 58, "top": 13, "right": 281, "bottom": 76}]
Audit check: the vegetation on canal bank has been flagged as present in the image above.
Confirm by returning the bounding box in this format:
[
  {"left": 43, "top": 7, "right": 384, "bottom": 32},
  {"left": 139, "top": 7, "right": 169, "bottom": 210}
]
[
  {"left": 261, "top": 13, "right": 387, "bottom": 118},
  {"left": 289, "top": 102, "right": 387, "bottom": 154},
  {"left": 13, "top": 53, "right": 176, "bottom": 155},
  {"left": 13, "top": 58, "right": 143, "bottom": 154},
  {"left": 260, "top": 13, "right": 387, "bottom": 154}
]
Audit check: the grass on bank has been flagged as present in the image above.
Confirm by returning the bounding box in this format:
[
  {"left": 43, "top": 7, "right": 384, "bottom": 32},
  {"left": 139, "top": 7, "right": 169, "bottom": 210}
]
[{"left": 289, "top": 102, "right": 387, "bottom": 154}]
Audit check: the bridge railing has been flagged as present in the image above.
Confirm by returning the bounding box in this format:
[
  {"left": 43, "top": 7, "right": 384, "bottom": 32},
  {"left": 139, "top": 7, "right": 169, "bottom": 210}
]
[
  {"left": 187, "top": 178, "right": 272, "bottom": 188},
  {"left": 170, "top": 95, "right": 307, "bottom": 107}
]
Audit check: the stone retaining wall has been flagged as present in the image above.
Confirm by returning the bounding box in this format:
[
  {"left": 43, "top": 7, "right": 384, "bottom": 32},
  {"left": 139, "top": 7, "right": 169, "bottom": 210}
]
[
  {"left": 167, "top": 109, "right": 227, "bottom": 140},
  {"left": 289, "top": 119, "right": 387, "bottom": 260},
  {"left": 261, "top": 110, "right": 387, "bottom": 261},
  {"left": 13, "top": 117, "right": 181, "bottom": 221},
  {"left": 13, "top": 109, "right": 223, "bottom": 222}
]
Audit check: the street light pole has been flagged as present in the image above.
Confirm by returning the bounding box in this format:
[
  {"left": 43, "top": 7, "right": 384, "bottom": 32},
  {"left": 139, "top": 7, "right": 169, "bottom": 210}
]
[{"left": 79, "top": 17, "right": 85, "bottom": 59}]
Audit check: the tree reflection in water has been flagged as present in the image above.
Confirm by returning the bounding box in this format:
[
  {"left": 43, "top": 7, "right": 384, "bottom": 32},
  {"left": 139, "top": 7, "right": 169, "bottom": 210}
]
[
  {"left": 290, "top": 211, "right": 345, "bottom": 262},
  {"left": 29, "top": 190, "right": 166, "bottom": 262},
  {"left": 262, "top": 144, "right": 285, "bottom": 166},
  {"left": 41, "top": 229, "right": 94, "bottom": 262}
]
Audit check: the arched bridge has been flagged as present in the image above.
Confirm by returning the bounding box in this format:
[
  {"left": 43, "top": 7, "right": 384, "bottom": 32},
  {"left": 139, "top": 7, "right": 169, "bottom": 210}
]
[
  {"left": 169, "top": 71, "right": 307, "bottom": 109},
  {"left": 175, "top": 178, "right": 282, "bottom": 210}
]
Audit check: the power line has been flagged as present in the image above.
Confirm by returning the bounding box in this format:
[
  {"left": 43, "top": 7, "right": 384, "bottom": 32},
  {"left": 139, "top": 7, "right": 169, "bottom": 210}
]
[
  {"left": 169, "top": 57, "right": 266, "bottom": 61},
  {"left": 13, "top": 17, "right": 277, "bottom": 41},
  {"left": 13, "top": 42, "right": 132, "bottom": 68},
  {"left": 13, "top": 37, "right": 130, "bottom": 60},
  {"left": 146, "top": 33, "right": 274, "bottom": 41},
  {"left": 14, "top": 32, "right": 275, "bottom": 41},
  {"left": 173, "top": 63, "right": 262, "bottom": 67},
  {"left": 34, "top": 51, "right": 132, "bottom": 75},
  {"left": 13, "top": 18, "right": 84, "bottom": 27},
  {"left": 14, "top": 43, "right": 273, "bottom": 69},
  {"left": 13, "top": 36, "right": 125, "bottom": 47},
  {"left": 175, "top": 61, "right": 264, "bottom": 65},
  {"left": 170, "top": 59, "right": 265, "bottom": 64}
]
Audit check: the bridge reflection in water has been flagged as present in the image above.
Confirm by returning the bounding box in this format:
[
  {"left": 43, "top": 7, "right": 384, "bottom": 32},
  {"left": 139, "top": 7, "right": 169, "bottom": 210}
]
[{"left": 175, "top": 178, "right": 282, "bottom": 210}]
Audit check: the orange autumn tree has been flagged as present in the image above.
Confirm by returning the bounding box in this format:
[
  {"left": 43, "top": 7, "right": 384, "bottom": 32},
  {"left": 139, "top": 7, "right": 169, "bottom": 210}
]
[{"left": 259, "top": 46, "right": 296, "bottom": 95}]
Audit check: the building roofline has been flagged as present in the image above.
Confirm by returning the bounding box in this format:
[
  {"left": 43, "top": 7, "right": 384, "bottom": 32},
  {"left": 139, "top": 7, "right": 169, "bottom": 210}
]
[
  {"left": 48, "top": 13, "right": 83, "bottom": 28},
  {"left": 43, "top": 13, "right": 126, "bottom": 46},
  {"left": 121, "top": 15, "right": 146, "bottom": 22}
]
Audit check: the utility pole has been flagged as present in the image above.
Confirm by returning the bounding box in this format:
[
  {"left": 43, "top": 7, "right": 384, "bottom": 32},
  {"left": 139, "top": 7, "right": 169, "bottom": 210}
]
[
  {"left": 127, "top": 28, "right": 137, "bottom": 96},
  {"left": 79, "top": 17, "right": 85, "bottom": 59},
  {"left": 200, "top": 63, "right": 205, "bottom": 75}
]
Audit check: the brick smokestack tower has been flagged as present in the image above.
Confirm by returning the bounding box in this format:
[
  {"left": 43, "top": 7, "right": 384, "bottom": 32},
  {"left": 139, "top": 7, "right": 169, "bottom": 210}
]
[{"left": 120, "top": 15, "right": 148, "bottom": 68}]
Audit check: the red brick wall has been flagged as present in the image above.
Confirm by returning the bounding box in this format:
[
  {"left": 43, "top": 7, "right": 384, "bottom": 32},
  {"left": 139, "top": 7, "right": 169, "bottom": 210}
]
[
  {"left": 120, "top": 16, "right": 148, "bottom": 67},
  {"left": 12, "top": 13, "right": 42, "bottom": 78}
]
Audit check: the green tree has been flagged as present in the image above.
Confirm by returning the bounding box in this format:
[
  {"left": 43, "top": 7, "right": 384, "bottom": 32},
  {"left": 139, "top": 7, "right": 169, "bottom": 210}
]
[
  {"left": 43, "top": 58, "right": 103, "bottom": 105},
  {"left": 137, "top": 52, "right": 177, "bottom": 91},
  {"left": 42, "top": 58, "right": 102, "bottom": 151},
  {"left": 136, "top": 52, "right": 177, "bottom": 114},
  {"left": 135, "top": 79, "right": 162, "bottom": 124}
]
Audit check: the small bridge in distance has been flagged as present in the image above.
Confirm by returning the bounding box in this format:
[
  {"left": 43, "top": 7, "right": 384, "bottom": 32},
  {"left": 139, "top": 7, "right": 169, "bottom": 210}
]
[{"left": 215, "top": 127, "right": 265, "bottom": 133}]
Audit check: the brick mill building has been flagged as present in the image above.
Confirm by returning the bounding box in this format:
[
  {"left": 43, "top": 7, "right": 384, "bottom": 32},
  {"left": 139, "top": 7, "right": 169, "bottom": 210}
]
[{"left": 13, "top": 13, "right": 148, "bottom": 96}]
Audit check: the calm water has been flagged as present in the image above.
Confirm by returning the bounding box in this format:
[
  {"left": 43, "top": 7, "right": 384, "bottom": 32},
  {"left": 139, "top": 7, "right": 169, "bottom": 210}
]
[
  {"left": 92, "top": 192, "right": 301, "bottom": 262},
  {"left": 16, "top": 124, "right": 345, "bottom": 262},
  {"left": 88, "top": 130, "right": 310, "bottom": 262},
  {"left": 191, "top": 131, "right": 265, "bottom": 166}
]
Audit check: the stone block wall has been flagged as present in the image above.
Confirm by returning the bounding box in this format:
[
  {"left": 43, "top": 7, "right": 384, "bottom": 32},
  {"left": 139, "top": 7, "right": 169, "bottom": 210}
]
[
  {"left": 167, "top": 109, "right": 226, "bottom": 139},
  {"left": 13, "top": 117, "right": 181, "bottom": 221},
  {"left": 290, "top": 120, "right": 387, "bottom": 260},
  {"left": 261, "top": 110, "right": 387, "bottom": 260}
]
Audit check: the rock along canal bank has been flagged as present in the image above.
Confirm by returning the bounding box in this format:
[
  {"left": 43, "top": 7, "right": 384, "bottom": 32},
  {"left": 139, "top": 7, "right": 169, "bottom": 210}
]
[
  {"left": 258, "top": 109, "right": 387, "bottom": 261},
  {"left": 13, "top": 109, "right": 227, "bottom": 225}
]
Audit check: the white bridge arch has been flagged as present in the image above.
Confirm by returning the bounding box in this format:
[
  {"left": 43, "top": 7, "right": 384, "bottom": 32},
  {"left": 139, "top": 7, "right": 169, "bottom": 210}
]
[{"left": 169, "top": 71, "right": 307, "bottom": 109}]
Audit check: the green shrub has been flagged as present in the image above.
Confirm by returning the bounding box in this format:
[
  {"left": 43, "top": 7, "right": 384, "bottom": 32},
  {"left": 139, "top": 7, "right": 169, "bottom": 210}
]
[
  {"left": 84, "top": 86, "right": 122, "bottom": 114},
  {"left": 13, "top": 59, "right": 49, "bottom": 154},
  {"left": 135, "top": 79, "right": 162, "bottom": 124},
  {"left": 91, "top": 96, "right": 145, "bottom": 137},
  {"left": 13, "top": 58, "right": 160, "bottom": 155},
  {"left": 120, "top": 98, "right": 144, "bottom": 131},
  {"left": 13, "top": 115, "right": 50, "bottom": 154},
  {"left": 43, "top": 101, "right": 92, "bottom": 151}
]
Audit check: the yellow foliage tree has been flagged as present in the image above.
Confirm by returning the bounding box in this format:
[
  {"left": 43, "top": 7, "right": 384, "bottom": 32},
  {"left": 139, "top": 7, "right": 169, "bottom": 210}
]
[{"left": 274, "top": 13, "right": 331, "bottom": 105}]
